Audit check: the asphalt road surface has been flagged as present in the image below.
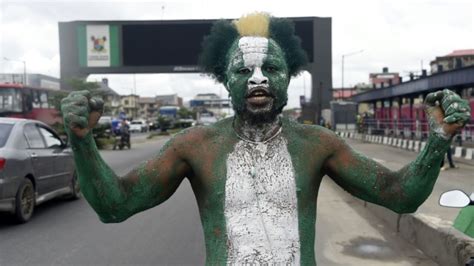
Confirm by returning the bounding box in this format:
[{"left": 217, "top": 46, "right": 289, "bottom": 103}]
[
  {"left": 0, "top": 136, "right": 440, "bottom": 265},
  {"left": 344, "top": 138, "right": 474, "bottom": 223}
]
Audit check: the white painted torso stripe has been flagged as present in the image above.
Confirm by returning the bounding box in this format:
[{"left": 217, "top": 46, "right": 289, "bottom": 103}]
[{"left": 225, "top": 135, "right": 300, "bottom": 264}]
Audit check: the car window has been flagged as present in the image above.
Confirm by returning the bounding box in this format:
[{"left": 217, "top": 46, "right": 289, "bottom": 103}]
[
  {"left": 24, "top": 124, "right": 46, "bottom": 149},
  {"left": 38, "top": 127, "right": 62, "bottom": 148},
  {"left": 0, "top": 123, "right": 13, "bottom": 148}
]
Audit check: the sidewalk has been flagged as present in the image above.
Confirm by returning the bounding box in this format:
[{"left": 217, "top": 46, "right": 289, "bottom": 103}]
[
  {"left": 317, "top": 177, "right": 435, "bottom": 265},
  {"left": 338, "top": 132, "right": 474, "bottom": 266}
]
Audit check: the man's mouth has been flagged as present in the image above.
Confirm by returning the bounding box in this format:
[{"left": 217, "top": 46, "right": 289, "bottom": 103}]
[{"left": 245, "top": 87, "right": 274, "bottom": 106}]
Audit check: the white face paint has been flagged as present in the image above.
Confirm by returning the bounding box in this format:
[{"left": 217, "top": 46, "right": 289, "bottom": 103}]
[
  {"left": 224, "top": 135, "right": 300, "bottom": 264},
  {"left": 238, "top": 36, "right": 269, "bottom": 85},
  {"left": 238, "top": 36, "right": 268, "bottom": 68}
]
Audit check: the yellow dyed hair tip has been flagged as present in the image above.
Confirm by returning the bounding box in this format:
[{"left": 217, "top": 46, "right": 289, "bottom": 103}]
[{"left": 233, "top": 12, "right": 270, "bottom": 38}]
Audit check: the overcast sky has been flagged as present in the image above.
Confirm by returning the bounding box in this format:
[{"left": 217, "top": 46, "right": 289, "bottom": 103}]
[{"left": 1, "top": 0, "right": 473, "bottom": 108}]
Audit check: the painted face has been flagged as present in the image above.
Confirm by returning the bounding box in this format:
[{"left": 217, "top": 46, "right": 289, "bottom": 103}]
[{"left": 225, "top": 36, "right": 290, "bottom": 120}]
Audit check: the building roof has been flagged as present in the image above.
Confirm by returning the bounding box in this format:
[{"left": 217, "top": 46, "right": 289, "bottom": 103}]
[
  {"left": 97, "top": 81, "right": 120, "bottom": 96},
  {"left": 138, "top": 97, "right": 156, "bottom": 103},
  {"left": 445, "top": 49, "right": 474, "bottom": 57}
]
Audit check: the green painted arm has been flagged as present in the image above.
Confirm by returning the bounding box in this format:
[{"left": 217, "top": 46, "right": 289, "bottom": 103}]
[
  {"left": 61, "top": 91, "right": 189, "bottom": 223},
  {"left": 325, "top": 132, "right": 451, "bottom": 213},
  {"left": 69, "top": 133, "right": 188, "bottom": 223},
  {"left": 454, "top": 206, "right": 474, "bottom": 238},
  {"left": 325, "top": 89, "right": 471, "bottom": 213}
]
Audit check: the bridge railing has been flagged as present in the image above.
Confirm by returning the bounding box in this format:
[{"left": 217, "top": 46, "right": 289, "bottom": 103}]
[{"left": 359, "top": 118, "right": 474, "bottom": 145}]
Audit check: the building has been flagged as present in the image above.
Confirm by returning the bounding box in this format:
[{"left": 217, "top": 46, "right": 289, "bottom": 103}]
[
  {"left": 96, "top": 78, "right": 121, "bottom": 116},
  {"left": 430, "top": 49, "right": 474, "bottom": 74},
  {"left": 190, "top": 93, "right": 233, "bottom": 119},
  {"left": 0, "top": 73, "right": 60, "bottom": 90},
  {"left": 369, "top": 67, "right": 401, "bottom": 89},
  {"left": 332, "top": 87, "right": 358, "bottom": 100},
  {"left": 155, "top": 94, "right": 183, "bottom": 107},
  {"left": 121, "top": 94, "right": 140, "bottom": 119},
  {"left": 138, "top": 97, "right": 159, "bottom": 119}
]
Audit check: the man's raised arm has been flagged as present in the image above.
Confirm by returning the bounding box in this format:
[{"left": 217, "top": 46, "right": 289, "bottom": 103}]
[
  {"left": 61, "top": 91, "right": 190, "bottom": 223},
  {"left": 324, "top": 89, "right": 471, "bottom": 213}
]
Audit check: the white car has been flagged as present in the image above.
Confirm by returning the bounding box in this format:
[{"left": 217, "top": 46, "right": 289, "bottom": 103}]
[{"left": 129, "top": 120, "right": 149, "bottom": 133}]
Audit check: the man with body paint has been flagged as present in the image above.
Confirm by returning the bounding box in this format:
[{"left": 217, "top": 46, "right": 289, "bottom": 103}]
[{"left": 61, "top": 13, "right": 471, "bottom": 265}]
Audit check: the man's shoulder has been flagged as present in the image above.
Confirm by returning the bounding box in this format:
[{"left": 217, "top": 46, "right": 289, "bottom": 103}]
[
  {"left": 172, "top": 117, "right": 234, "bottom": 143},
  {"left": 282, "top": 118, "right": 338, "bottom": 140}
]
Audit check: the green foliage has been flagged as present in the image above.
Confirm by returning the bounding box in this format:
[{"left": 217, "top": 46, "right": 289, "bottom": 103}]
[
  {"left": 67, "top": 78, "right": 101, "bottom": 94},
  {"left": 54, "top": 78, "right": 105, "bottom": 115},
  {"left": 51, "top": 122, "right": 66, "bottom": 136},
  {"left": 157, "top": 115, "right": 172, "bottom": 132},
  {"left": 178, "top": 107, "right": 195, "bottom": 119},
  {"left": 51, "top": 91, "right": 69, "bottom": 115},
  {"left": 95, "top": 137, "right": 114, "bottom": 150}
]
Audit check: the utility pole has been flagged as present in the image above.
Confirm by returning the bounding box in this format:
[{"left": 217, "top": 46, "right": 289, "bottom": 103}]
[
  {"left": 3, "top": 57, "right": 27, "bottom": 85},
  {"left": 341, "top": 50, "right": 364, "bottom": 100}
]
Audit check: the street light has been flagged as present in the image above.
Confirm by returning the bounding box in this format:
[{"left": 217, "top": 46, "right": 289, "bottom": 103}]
[
  {"left": 3, "top": 57, "right": 27, "bottom": 85},
  {"left": 341, "top": 49, "right": 364, "bottom": 100}
]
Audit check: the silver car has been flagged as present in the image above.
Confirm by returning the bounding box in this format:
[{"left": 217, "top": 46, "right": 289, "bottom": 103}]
[{"left": 0, "top": 118, "right": 79, "bottom": 223}]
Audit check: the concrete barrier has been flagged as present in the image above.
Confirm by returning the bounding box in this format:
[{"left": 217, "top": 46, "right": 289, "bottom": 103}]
[
  {"left": 354, "top": 199, "right": 474, "bottom": 266},
  {"left": 397, "top": 139, "right": 403, "bottom": 148},
  {"left": 421, "top": 142, "right": 427, "bottom": 151},
  {"left": 454, "top": 147, "right": 463, "bottom": 158},
  {"left": 402, "top": 139, "right": 408, "bottom": 149},
  {"left": 414, "top": 141, "right": 420, "bottom": 152},
  {"left": 465, "top": 148, "right": 473, "bottom": 160},
  {"left": 408, "top": 140, "right": 414, "bottom": 150},
  {"left": 383, "top": 137, "right": 388, "bottom": 145},
  {"left": 392, "top": 139, "right": 399, "bottom": 147}
]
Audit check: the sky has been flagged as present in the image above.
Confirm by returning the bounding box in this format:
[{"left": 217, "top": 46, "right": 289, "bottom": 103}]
[{"left": 0, "top": 0, "right": 473, "bottom": 108}]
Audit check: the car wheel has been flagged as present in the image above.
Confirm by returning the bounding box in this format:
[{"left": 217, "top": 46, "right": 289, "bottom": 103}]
[
  {"left": 14, "top": 178, "right": 35, "bottom": 223},
  {"left": 68, "top": 172, "right": 81, "bottom": 200}
]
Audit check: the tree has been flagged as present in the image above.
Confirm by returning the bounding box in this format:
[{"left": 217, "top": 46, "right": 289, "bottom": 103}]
[
  {"left": 178, "top": 107, "right": 195, "bottom": 119},
  {"left": 157, "top": 115, "right": 172, "bottom": 133},
  {"left": 51, "top": 78, "right": 104, "bottom": 115}
]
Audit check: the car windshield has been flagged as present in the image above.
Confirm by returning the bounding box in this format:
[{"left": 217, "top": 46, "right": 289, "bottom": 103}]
[
  {"left": 0, "top": 88, "right": 23, "bottom": 113},
  {"left": 131, "top": 121, "right": 142, "bottom": 125},
  {"left": 0, "top": 123, "right": 14, "bottom": 147}
]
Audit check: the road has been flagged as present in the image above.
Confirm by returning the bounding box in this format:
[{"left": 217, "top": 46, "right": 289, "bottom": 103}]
[
  {"left": 0, "top": 136, "right": 440, "bottom": 265},
  {"left": 344, "top": 138, "right": 474, "bottom": 223}
]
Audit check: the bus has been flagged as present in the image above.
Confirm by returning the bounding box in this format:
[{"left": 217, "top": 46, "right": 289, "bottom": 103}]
[{"left": 0, "top": 83, "right": 62, "bottom": 125}]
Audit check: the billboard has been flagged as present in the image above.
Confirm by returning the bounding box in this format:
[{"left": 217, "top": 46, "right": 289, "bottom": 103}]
[{"left": 77, "top": 25, "right": 120, "bottom": 67}]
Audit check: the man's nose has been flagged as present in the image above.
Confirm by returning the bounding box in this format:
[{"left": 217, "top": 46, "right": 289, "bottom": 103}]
[{"left": 248, "top": 67, "right": 268, "bottom": 85}]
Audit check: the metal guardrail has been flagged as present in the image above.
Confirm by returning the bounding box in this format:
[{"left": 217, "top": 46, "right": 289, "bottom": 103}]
[{"left": 358, "top": 118, "right": 474, "bottom": 145}]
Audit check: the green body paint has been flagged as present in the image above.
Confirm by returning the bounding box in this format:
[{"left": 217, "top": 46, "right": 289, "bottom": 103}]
[
  {"left": 61, "top": 15, "right": 470, "bottom": 264},
  {"left": 62, "top": 110, "right": 454, "bottom": 265},
  {"left": 454, "top": 206, "right": 474, "bottom": 238}
]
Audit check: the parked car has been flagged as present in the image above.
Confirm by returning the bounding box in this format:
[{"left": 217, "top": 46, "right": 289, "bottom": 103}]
[
  {"left": 130, "top": 119, "right": 149, "bottom": 133},
  {"left": 0, "top": 118, "right": 79, "bottom": 223}
]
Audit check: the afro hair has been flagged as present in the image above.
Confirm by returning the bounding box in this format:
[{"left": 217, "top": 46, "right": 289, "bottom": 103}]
[{"left": 199, "top": 13, "right": 308, "bottom": 84}]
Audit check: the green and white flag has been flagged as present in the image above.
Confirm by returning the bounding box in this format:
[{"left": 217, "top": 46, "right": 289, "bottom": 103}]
[{"left": 77, "top": 25, "right": 119, "bottom": 67}]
